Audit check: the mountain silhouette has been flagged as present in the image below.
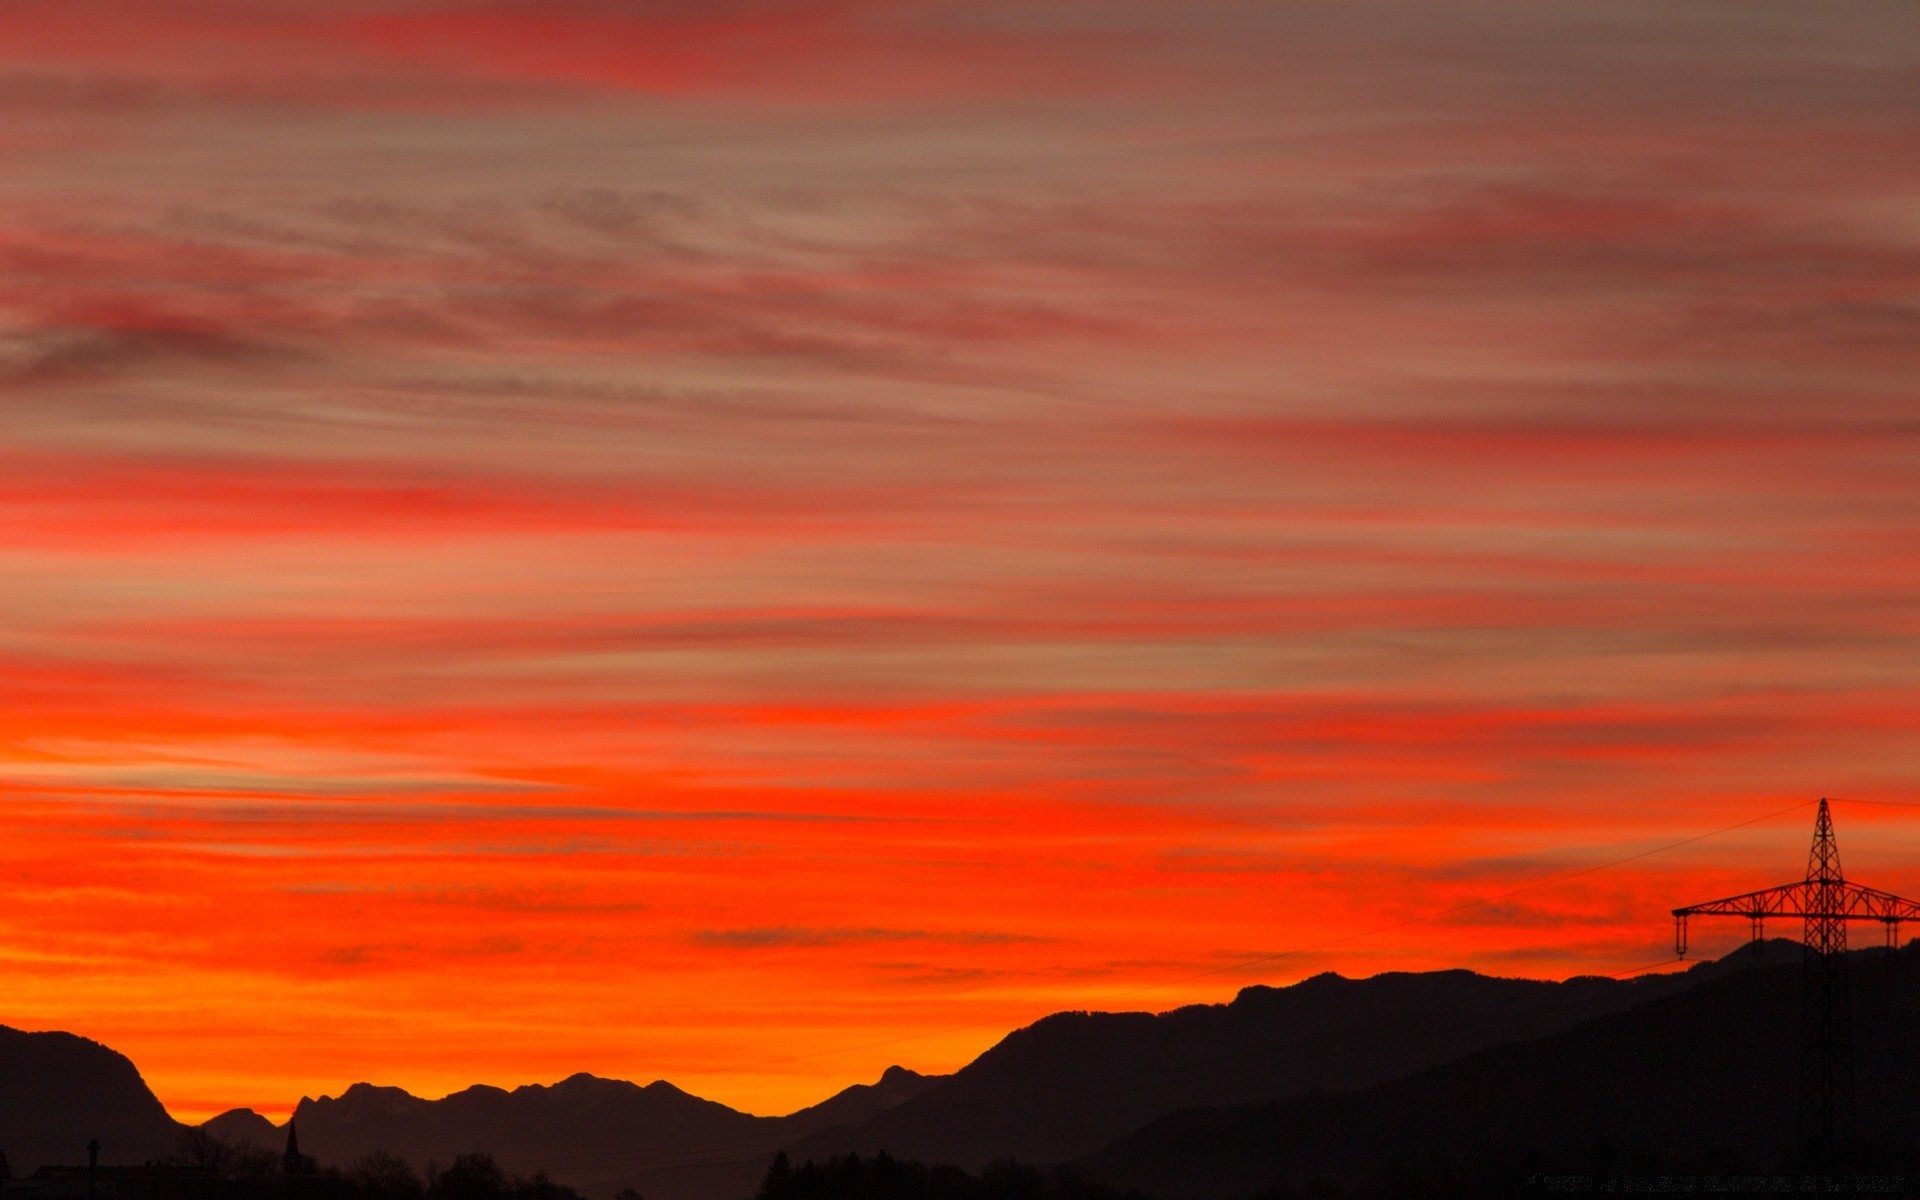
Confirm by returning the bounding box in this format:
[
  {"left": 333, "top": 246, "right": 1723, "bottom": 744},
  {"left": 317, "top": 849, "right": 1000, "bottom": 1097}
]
[
  {"left": 0, "top": 1025, "right": 183, "bottom": 1172},
  {"left": 782, "top": 1065, "right": 945, "bottom": 1131},
  {"left": 201, "top": 1066, "right": 943, "bottom": 1200},
  {"left": 201, "top": 1107, "right": 280, "bottom": 1149},
  {"left": 1083, "top": 942, "right": 1920, "bottom": 1199},
  {"left": 784, "top": 943, "right": 1773, "bottom": 1171},
  {"left": 0, "top": 942, "right": 1779, "bottom": 1199}
]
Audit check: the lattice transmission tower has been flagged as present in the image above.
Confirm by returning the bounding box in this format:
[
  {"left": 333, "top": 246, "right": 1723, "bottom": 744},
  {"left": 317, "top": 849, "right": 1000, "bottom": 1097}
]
[{"left": 1673, "top": 798, "right": 1920, "bottom": 1162}]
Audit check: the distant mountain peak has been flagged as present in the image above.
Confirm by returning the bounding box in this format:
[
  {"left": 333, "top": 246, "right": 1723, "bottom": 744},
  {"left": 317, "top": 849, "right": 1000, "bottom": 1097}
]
[
  {"left": 540, "top": 1072, "right": 645, "bottom": 1098},
  {"left": 204, "top": 1107, "right": 281, "bottom": 1146},
  {"left": 338, "top": 1081, "right": 417, "bottom": 1100},
  {"left": 640, "top": 1078, "right": 690, "bottom": 1097}
]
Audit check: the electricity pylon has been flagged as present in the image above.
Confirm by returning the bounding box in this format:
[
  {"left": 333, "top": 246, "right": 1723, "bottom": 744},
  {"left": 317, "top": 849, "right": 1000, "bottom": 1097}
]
[{"left": 1673, "top": 798, "right": 1920, "bottom": 1162}]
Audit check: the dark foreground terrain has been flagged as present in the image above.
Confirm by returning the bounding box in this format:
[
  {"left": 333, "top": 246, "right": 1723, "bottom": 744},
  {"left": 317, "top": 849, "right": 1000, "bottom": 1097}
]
[{"left": 15, "top": 1143, "right": 1920, "bottom": 1200}]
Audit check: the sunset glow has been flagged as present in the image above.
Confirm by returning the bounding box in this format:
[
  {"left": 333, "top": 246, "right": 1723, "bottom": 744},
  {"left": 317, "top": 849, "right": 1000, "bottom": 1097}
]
[{"left": 2, "top": 0, "right": 1917, "bottom": 1125}]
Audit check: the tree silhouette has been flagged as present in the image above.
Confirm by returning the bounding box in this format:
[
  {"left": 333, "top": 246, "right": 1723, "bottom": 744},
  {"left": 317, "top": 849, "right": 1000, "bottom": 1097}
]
[
  {"left": 349, "top": 1151, "right": 425, "bottom": 1200},
  {"left": 169, "top": 1129, "right": 278, "bottom": 1180},
  {"left": 431, "top": 1154, "right": 507, "bottom": 1200}
]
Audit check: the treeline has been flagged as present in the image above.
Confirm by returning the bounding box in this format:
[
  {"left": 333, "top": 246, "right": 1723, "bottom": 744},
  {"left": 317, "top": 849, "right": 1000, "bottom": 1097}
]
[
  {"left": 92, "top": 1134, "right": 595, "bottom": 1200},
  {"left": 755, "top": 1152, "right": 1148, "bottom": 1200}
]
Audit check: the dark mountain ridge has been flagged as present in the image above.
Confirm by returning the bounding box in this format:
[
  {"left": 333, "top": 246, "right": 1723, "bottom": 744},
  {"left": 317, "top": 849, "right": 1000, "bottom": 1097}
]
[
  {"left": 0, "top": 1030, "right": 939, "bottom": 1200},
  {"left": 1085, "top": 943, "right": 1920, "bottom": 1200},
  {"left": 247, "top": 1067, "right": 945, "bottom": 1200},
  {"left": 786, "top": 1065, "right": 942, "bottom": 1131},
  {"left": 786, "top": 942, "right": 1775, "bottom": 1171}
]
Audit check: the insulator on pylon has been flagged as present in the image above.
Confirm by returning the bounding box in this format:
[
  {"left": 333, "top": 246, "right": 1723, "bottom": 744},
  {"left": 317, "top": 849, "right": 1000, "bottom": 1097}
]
[{"left": 1674, "top": 913, "right": 1688, "bottom": 958}]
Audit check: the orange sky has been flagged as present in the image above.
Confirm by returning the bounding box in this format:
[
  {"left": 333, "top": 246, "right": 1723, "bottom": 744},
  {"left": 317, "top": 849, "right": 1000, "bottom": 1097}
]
[{"left": 1, "top": 0, "right": 1918, "bottom": 1125}]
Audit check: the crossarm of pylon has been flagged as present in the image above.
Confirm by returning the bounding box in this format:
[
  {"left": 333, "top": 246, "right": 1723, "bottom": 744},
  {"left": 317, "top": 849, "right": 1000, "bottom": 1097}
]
[
  {"left": 1672, "top": 880, "right": 1811, "bottom": 919},
  {"left": 1671, "top": 879, "right": 1920, "bottom": 955},
  {"left": 1832, "top": 882, "right": 1920, "bottom": 922},
  {"left": 1671, "top": 880, "right": 1814, "bottom": 956}
]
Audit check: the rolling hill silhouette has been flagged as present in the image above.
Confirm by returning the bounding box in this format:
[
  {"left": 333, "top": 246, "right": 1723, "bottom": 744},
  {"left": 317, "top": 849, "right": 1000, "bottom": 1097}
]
[
  {"left": 0, "top": 1026, "right": 182, "bottom": 1172},
  {"left": 783, "top": 943, "right": 1772, "bottom": 1171},
  {"left": 1082, "top": 943, "right": 1920, "bottom": 1199}
]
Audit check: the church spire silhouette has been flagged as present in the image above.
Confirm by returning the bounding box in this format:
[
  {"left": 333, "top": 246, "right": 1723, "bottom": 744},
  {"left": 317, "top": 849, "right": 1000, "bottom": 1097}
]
[{"left": 283, "top": 1119, "right": 307, "bottom": 1176}]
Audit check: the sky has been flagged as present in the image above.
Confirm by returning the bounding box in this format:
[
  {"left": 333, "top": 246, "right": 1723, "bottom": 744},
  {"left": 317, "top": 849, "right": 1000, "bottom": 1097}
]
[{"left": 1, "top": 0, "right": 1918, "bottom": 1126}]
